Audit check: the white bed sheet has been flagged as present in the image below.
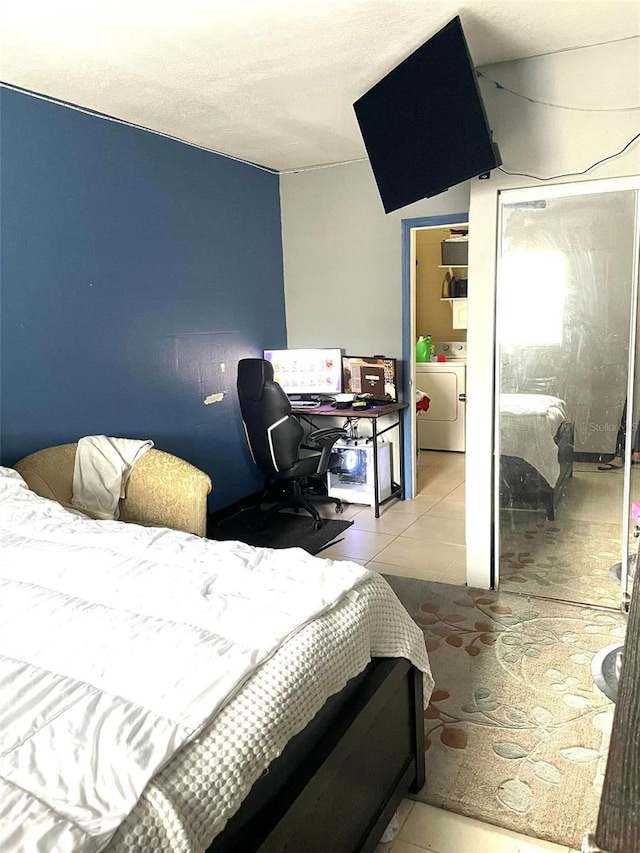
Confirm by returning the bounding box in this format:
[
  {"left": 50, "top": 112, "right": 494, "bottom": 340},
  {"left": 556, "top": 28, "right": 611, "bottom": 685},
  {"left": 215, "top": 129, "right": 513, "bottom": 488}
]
[
  {"left": 0, "top": 467, "right": 432, "bottom": 853},
  {"left": 500, "top": 394, "right": 569, "bottom": 487}
]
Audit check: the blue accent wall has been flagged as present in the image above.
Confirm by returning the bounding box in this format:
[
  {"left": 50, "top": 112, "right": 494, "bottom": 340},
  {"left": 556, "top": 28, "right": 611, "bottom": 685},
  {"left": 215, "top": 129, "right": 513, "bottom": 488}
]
[{"left": 0, "top": 88, "right": 287, "bottom": 510}]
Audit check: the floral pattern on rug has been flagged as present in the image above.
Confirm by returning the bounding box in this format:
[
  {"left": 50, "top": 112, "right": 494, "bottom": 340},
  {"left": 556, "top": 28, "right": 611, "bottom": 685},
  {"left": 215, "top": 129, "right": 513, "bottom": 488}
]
[
  {"left": 384, "top": 576, "right": 626, "bottom": 850},
  {"left": 499, "top": 515, "right": 625, "bottom": 608}
]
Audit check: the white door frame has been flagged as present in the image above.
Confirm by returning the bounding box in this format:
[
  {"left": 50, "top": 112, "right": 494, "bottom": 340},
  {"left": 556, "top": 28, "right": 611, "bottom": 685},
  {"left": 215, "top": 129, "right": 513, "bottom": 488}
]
[{"left": 401, "top": 213, "right": 469, "bottom": 500}]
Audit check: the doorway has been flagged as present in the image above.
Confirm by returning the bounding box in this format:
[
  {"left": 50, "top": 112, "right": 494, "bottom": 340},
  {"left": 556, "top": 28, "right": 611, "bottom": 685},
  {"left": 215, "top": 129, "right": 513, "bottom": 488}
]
[
  {"left": 401, "top": 213, "right": 469, "bottom": 579},
  {"left": 402, "top": 213, "right": 469, "bottom": 498}
]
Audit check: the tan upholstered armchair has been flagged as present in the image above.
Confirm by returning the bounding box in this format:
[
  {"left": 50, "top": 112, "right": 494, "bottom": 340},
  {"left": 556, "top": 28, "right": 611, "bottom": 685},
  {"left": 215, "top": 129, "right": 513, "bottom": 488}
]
[{"left": 14, "top": 444, "right": 212, "bottom": 537}]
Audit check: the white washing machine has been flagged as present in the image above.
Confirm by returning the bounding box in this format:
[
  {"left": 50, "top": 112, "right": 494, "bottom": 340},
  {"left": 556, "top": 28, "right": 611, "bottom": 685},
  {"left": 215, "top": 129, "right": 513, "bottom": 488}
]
[{"left": 416, "top": 342, "right": 466, "bottom": 452}]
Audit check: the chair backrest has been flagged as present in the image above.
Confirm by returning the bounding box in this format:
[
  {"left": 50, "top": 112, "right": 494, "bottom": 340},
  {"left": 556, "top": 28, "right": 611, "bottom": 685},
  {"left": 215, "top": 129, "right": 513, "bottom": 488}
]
[
  {"left": 237, "top": 358, "right": 304, "bottom": 477},
  {"left": 13, "top": 443, "right": 212, "bottom": 536}
]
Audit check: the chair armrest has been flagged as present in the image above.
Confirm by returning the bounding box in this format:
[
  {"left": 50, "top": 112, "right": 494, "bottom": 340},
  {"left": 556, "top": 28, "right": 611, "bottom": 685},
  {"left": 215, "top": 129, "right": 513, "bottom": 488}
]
[
  {"left": 306, "top": 428, "right": 347, "bottom": 475},
  {"left": 14, "top": 444, "right": 77, "bottom": 505},
  {"left": 120, "top": 450, "right": 212, "bottom": 536},
  {"left": 308, "top": 427, "right": 347, "bottom": 447}
]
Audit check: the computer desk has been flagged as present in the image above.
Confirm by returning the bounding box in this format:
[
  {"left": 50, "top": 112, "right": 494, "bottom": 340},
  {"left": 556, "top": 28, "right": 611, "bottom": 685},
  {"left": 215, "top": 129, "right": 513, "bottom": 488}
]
[{"left": 290, "top": 401, "right": 409, "bottom": 518}]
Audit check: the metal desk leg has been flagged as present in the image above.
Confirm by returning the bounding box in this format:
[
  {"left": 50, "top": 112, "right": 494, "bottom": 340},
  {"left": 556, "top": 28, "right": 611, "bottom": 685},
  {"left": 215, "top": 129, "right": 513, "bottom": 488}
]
[
  {"left": 398, "top": 410, "right": 405, "bottom": 500},
  {"left": 372, "top": 418, "right": 380, "bottom": 518}
]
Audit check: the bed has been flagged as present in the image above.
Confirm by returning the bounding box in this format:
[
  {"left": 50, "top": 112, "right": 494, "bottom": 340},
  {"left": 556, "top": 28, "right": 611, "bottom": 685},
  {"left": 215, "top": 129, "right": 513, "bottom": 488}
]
[
  {"left": 0, "top": 465, "right": 432, "bottom": 853},
  {"left": 499, "top": 394, "right": 574, "bottom": 520}
]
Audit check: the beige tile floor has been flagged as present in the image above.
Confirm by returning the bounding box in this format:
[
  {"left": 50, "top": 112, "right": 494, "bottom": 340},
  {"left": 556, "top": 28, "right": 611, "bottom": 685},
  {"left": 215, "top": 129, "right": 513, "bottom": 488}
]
[
  {"left": 321, "top": 451, "right": 581, "bottom": 853},
  {"left": 375, "top": 801, "right": 580, "bottom": 853},
  {"left": 320, "top": 450, "right": 467, "bottom": 585}
]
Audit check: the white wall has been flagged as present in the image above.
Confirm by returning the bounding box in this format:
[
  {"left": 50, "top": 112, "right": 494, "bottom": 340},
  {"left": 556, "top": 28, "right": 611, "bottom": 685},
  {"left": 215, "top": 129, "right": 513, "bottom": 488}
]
[
  {"left": 280, "top": 160, "right": 470, "bottom": 357},
  {"left": 280, "top": 162, "right": 470, "bottom": 507},
  {"left": 466, "top": 39, "right": 640, "bottom": 588},
  {"left": 280, "top": 38, "right": 640, "bottom": 590}
]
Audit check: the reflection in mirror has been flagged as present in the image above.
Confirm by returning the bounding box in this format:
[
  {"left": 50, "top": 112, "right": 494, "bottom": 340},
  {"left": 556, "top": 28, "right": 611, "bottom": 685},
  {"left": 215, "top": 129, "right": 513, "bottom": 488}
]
[
  {"left": 496, "top": 186, "right": 638, "bottom": 609},
  {"left": 630, "top": 344, "right": 640, "bottom": 607}
]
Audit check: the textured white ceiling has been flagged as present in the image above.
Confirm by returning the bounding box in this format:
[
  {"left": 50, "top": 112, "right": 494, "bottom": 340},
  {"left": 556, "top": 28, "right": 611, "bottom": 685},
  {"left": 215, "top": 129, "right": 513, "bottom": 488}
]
[{"left": 1, "top": 0, "right": 638, "bottom": 172}]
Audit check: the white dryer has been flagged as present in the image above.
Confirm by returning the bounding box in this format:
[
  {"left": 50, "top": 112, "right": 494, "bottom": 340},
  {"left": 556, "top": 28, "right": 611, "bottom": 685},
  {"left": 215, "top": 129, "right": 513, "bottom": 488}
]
[{"left": 416, "top": 342, "right": 466, "bottom": 452}]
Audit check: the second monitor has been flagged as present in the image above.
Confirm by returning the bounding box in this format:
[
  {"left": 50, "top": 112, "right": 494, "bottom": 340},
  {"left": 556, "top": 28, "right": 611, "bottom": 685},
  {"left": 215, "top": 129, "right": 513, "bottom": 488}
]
[{"left": 342, "top": 356, "right": 398, "bottom": 404}]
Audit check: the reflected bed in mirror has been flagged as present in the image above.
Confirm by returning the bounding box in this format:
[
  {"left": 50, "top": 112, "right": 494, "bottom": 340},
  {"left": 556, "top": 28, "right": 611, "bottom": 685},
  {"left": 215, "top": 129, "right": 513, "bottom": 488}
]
[{"left": 499, "top": 393, "right": 574, "bottom": 521}]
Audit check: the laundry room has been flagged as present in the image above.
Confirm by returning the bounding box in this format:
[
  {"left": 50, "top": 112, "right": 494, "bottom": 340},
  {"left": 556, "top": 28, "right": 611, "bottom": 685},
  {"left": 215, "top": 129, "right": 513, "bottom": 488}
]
[{"left": 415, "top": 226, "right": 468, "bottom": 455}]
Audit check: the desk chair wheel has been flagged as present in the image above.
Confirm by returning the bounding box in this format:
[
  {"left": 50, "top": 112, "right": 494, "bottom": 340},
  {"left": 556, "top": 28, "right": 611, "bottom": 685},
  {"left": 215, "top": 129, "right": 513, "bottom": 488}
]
[
  {"left": 335, "top": 502, "right": 344, "bottom": 514},
  {"left": 313, "top": 519, "right": 324, "bottom": 530}
]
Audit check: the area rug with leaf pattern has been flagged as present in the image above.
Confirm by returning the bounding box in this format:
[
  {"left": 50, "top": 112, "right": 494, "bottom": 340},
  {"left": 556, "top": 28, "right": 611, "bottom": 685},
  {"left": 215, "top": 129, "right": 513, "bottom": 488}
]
[{"left": 383, "top": 575, "right": 626, "bottom": 850}]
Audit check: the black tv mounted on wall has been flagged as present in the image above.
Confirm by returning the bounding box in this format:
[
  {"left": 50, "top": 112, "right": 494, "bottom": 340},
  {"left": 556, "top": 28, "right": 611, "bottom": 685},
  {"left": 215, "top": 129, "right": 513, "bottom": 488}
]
[{"left": 353, "top": 15, "right": 501, "bottom": 213}]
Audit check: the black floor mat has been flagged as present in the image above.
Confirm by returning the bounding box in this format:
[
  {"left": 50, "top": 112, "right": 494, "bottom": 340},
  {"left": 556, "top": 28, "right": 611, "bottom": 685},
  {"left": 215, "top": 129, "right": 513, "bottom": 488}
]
[{"left": 209, "top": 509, "right": 353, "bottom": 555}]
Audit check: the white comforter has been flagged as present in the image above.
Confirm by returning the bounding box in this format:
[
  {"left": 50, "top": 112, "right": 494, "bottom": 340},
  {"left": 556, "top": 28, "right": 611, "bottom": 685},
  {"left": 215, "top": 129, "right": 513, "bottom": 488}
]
[
  {"left": 500, "top": 393, "right": 569, "bottom": 487},
  {"left": 0, "top": 467, "right": 431, "bottom": 853}
]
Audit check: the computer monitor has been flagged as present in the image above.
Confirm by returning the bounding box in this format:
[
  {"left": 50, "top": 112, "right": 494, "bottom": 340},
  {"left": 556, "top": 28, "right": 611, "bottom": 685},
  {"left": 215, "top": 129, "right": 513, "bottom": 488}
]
[
  {"left": 263, "top": 348, "right": 343, "bottom": 397},
  {"left": 342, "top": 356, "right": 398, "bottom": 403}
]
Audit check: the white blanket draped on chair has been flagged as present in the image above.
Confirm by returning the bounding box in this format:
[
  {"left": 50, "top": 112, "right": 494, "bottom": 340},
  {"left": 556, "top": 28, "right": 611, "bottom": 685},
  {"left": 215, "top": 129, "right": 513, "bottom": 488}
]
[{"left": 72, "top": 435, "right": 154, "bottom": 519}]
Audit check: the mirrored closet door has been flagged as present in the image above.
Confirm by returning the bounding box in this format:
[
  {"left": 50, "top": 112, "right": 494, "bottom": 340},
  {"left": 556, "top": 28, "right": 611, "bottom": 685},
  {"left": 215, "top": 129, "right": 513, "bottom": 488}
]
[{"left": 494, "top": 178, "right": 640, "bottom": 610}]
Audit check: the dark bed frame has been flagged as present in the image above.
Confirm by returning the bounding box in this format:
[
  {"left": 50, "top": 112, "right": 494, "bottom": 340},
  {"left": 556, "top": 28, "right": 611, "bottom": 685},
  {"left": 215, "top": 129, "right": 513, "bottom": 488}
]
[
  {"left": 206, "top": 657, "right": 425, "bottom": 853},
  {"left": 499, "top": 420, "right": 574, "bottom": 521}
]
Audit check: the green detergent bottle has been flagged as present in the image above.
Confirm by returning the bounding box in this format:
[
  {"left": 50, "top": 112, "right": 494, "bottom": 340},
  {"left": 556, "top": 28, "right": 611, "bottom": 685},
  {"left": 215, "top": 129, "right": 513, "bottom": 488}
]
[{"left": 416, "top": 335, "right": 430, "bottom": 363}]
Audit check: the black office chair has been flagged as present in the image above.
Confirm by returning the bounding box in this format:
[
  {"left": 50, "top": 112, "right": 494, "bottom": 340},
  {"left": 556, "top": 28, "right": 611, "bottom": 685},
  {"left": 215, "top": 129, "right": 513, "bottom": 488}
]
[{"left": 237, "top": 358, "right": 346, "bottom": 528}]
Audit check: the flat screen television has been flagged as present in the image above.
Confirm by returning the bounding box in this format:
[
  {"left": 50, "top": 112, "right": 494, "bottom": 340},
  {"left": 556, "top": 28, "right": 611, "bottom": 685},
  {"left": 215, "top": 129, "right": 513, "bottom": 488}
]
[
  {"left": 342, "top": 356, "right": 398, "bottom": 403},
  {"left": 353, "top": 15, "right": 501, "bottom": 213},
  {"left": 263, "top": 348, "right": 343, "bottom": 397}
]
